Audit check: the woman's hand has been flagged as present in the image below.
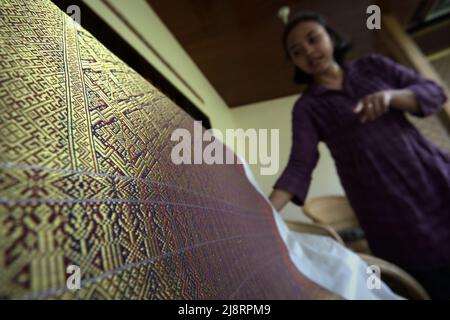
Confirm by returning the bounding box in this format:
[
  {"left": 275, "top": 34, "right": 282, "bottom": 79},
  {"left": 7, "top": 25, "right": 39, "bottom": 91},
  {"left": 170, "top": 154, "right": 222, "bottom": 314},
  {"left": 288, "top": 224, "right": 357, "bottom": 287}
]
[
  {"left": 353, "top": 90, "right": 393, "bottom": 123},
  {"left": 269, "top": 189, "right": 294, "bottom": 212}
]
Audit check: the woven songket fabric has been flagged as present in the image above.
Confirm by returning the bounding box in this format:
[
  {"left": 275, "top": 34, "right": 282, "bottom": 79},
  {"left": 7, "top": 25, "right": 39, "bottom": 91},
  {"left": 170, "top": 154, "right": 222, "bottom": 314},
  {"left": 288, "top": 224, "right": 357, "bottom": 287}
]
[{"left": 0, "top": 0, "right": 337, "bottom": 299}]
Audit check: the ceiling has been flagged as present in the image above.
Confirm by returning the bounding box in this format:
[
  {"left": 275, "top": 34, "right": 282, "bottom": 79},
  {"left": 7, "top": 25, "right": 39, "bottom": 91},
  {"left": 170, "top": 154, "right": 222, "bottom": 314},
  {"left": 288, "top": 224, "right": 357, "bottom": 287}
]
[{"left": 147, "top": 0, "right": 422, "bottom": 107}]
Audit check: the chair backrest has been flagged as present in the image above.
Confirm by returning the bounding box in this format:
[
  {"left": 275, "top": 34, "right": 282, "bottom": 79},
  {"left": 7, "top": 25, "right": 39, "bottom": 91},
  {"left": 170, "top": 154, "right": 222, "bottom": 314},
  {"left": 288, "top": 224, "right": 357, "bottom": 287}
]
[
  {"left": 359, "top": 254, "right": 430, "bottom": 300},
  {"left": 303, "top": 196, "right": 360, "bottom": 232}
]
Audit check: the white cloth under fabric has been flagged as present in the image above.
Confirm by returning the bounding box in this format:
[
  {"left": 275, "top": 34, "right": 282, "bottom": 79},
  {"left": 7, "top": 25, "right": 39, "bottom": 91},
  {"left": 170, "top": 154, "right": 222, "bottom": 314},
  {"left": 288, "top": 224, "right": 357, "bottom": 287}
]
[{"left": 239, "top": 157, "right": 403, "bottom": 300}]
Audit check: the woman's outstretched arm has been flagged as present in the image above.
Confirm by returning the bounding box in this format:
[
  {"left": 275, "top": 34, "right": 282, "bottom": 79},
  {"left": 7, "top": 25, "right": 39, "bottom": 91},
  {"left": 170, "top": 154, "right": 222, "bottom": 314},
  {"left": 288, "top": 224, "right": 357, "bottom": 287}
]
[{"left": 271, "top": 98, "right": 321, "bottom": 210}]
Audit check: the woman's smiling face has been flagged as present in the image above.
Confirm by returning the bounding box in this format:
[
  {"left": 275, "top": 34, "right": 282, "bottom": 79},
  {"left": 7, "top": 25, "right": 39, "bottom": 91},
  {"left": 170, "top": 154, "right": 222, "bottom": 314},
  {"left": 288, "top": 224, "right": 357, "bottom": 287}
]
[{"left": 286, "top": 21, "right": 335, "bottom": 76}]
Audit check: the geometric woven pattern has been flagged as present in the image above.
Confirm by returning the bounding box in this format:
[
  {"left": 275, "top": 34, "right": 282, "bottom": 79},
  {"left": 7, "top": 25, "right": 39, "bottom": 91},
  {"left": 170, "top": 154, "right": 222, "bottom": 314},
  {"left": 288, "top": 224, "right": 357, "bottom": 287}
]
[
  {"left": 0, "top": 0, "right": 337, "bottom": 299},
  {"left": 410, "top": 53, "right": 450, "bottom": 154}
]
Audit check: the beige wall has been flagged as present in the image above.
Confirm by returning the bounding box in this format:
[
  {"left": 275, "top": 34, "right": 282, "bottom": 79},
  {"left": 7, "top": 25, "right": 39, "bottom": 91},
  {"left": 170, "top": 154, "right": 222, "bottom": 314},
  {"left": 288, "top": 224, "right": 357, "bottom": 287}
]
[{"left": 231, "top": 95, "right": 345, "bottom": 221}]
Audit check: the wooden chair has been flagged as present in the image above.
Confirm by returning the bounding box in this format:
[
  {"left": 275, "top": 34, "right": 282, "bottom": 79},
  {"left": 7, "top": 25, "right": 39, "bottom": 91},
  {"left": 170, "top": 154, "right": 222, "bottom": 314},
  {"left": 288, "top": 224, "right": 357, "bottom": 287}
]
[
  {"left": 285, "top": 220, "right": 430, "bottom": 300},
  {"left": 303, "top": 195, "right": 371, "bottom": 254},
  {"left": 284, "top": 220, "right": 345, "bottom": 245}
]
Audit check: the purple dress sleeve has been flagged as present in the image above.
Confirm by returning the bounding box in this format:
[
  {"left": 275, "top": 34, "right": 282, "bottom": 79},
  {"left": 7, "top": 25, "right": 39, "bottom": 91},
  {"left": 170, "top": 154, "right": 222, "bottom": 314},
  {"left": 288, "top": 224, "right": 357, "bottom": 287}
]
[
  {"left": 273, "top": 101, "right": 320, "bottom": 206},
  {"left": 368, "top": 54, "right": 448, "bottom": 117}
]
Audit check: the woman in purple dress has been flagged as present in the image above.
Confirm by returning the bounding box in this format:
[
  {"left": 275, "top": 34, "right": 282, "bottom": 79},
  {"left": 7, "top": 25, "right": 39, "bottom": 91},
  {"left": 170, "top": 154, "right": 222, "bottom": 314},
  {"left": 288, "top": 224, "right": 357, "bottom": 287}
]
[{"left": 269, "top": 12, "right": 450, "bottom": 299}]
